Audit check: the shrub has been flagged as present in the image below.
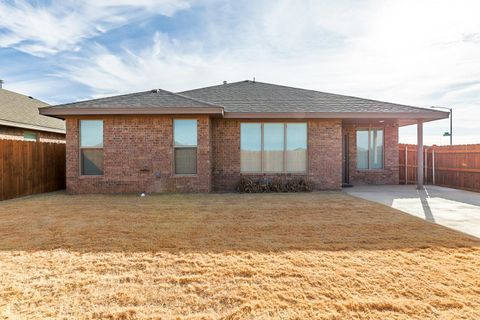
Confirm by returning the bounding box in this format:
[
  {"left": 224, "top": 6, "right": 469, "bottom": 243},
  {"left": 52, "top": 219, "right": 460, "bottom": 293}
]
[
  {"left": 236, "top": 177, "right": 259, "bottom": 193},
  {"left": 285, "top": 178, "right": 313, "bottom": 192},
  {"left": 236, "top": 177, "right": 312, "bottom": 193},
  {"left": 268, "top": 178, "right": 285, "bottom": 192}
]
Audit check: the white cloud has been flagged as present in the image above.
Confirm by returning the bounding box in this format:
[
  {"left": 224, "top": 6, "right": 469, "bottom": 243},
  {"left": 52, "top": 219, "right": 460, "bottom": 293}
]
[
  {"left": 0, "top": 0, "right": 190, "bottom": 56},
  {"left": 4, "top": 0, "right": 480, "bottom": 145}
]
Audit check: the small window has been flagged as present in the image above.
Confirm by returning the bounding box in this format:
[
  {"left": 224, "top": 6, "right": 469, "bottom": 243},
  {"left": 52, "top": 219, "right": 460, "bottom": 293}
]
[
  {"left": 80, "top": 120, "right": 104, "bottom": 175},
  {"left": 174, "top": 119, "right": 197, "bottom": 174},
  {"left": 356, "top": 130, "right": 369, "bottom": 169},
  {"left": 356, "top": 128, "right": 384, "bottom": 170},
  {"left": 24, "top": 131, "right": 37, "bottom": 141}
]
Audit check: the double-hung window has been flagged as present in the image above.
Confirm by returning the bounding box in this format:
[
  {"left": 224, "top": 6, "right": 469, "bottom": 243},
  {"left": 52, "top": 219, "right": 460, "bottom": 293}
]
[
  {"left": 356, "top": 128, "right": 384, "bottom": 169},
  {"left": 240, "top": 123, "right": 307, "bottom": 173},
  {"left": 174, "top": 119, "right": 197, "bottom": 174},
  {"left": 80, "top": 120, "right": 104, "bottom": 175}
]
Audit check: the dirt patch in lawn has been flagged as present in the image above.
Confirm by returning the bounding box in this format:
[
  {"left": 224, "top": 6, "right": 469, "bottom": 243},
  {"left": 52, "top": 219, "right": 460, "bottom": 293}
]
[{"left": 0, "top": 192, "right": 479, "bottom": 319}]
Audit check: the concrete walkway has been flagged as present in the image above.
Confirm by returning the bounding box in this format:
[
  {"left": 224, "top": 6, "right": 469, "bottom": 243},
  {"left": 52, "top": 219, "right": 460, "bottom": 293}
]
[{"left": 344, "top": 185, "right": 480, "bottom": 238}]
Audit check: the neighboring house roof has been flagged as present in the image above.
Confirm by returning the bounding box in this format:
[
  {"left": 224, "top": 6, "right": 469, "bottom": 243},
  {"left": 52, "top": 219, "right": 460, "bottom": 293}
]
[
  {"left": 0, "top": 88, "right": 65, "bottom": 133},
  {"left": 40, "top": 80, "right": 449, "bottom": 125}
]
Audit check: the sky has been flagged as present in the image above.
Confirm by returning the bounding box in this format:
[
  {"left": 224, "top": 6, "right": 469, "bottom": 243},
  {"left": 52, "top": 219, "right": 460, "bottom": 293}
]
[{"left": 1, "top": 0, "right": 479, "bottom": 145}]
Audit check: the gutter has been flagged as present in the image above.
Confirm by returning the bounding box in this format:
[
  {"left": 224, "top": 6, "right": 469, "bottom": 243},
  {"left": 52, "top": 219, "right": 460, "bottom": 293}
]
[
  {"left": 39, "top": 106, "right": 225, "bottom": 119},
  {"left": 223, "top": 111, "right": 449, "bottom": 121},
  {"left": 39, "top": 107, "right": 448, "bottom": 123}
]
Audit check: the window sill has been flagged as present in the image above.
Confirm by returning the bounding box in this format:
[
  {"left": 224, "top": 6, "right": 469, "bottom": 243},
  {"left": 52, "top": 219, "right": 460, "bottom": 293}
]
[
  {"left": 173, "top": 174, "right": 198, "bottom": 177},
  {"left": 78, "top": 175, "right": 104, "bottom": 178},
  {"left": 240, "top": 172, "right": 308, "bottom": 175},
  {"left": 356, "top": 169, "right": 385, "bottom": 173}
]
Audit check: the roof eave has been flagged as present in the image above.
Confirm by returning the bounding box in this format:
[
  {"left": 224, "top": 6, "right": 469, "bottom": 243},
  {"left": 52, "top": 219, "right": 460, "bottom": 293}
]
[
  {"left": 223, "top": 111, "right": 449, "bottom": 121},
  {"left": 39, "top": 106, "right": 225, "bottom": 119},
  {"left": 0, "top": 119, "right": 65, "bottom": 134},
  {"left": 38, "top": 107, "right": 448, "bottom": 125}
]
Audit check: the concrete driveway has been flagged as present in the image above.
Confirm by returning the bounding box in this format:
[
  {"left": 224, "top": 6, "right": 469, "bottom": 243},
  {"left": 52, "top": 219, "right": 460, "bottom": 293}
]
[{"left": 344, "top": 185, "right": 480, "bottom": 238}]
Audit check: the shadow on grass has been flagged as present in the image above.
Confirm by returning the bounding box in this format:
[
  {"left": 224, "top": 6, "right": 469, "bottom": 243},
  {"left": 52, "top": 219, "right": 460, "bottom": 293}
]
[{"left": 0, "top": 192, "right": 479, "bottom": 253}]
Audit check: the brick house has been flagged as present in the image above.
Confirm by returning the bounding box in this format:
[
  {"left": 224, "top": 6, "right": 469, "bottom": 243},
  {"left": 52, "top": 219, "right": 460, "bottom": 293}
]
[
  {"left": 0, "top": 83, "right": 65, "bottom": 142},
  {"left": 40, "top": 80, "right": 448, "bottom": 194}
]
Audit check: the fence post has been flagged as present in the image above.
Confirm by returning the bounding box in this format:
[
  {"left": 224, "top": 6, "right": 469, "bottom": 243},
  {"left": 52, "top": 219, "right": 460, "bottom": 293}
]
[
  {"left": 405, "top": 146, "right": 408, "bottom": 184},
  {"left": 424, "top": 147, "right": 428, "bottom": 185},
  {"left": 432, "top": 150, "right": 435, "bottom": 185}
]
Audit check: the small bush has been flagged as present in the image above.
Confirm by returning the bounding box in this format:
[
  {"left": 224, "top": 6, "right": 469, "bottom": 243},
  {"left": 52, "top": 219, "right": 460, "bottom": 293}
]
[
  {"left": 236, "top": 177, "right": 312, "bottom": 193},
  {"left": 235, "top": 177, "right": 258, "bottom": 193},
  {"left": 257, "top": 178, "right": 270, "bottom": 193},
  {"left": 285, "top": 178, "right": 313, "bottom": 192},
  {"left": 268, "top": 178, "right": 285, "bottom": 192}
]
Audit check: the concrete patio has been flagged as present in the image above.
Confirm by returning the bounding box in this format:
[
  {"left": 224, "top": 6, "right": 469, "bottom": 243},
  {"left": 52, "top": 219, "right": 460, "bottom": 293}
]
[{"left": 344, "top": 185, "right": 480, "bottom": 238}]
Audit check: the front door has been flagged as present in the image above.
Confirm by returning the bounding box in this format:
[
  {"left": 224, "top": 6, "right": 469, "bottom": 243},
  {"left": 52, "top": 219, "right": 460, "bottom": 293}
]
[{"left": 342, "top": 134, "right": 350, "bottom": 185}]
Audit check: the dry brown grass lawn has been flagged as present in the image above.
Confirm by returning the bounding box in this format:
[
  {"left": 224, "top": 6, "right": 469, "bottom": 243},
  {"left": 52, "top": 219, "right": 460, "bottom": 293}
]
[{"left": 0, "top": 192, "right": 479, "bottom": 319}]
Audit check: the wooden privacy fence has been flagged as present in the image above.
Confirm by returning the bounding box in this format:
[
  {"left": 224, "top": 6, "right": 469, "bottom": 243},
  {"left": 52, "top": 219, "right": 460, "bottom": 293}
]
[
  {"left": 0, "top": 139, "right": 66, "bottom": 201},
  {"left": 399, "top": 144, "right": 480, "bottom": 192}
]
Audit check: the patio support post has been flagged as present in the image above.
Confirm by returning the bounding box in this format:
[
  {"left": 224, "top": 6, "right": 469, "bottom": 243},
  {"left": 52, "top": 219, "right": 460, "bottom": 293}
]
[
  {"left": 417, "top": 119, "right": 424, "bottom": 190},
  {"left": 425, "top": 148, "right": 428, "bottom": 184}
]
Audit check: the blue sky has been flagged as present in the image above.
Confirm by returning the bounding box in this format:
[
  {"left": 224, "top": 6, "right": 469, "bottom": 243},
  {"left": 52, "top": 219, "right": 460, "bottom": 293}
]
[{"left": 1, "top": 0, "right": 480, "bottom": 145}]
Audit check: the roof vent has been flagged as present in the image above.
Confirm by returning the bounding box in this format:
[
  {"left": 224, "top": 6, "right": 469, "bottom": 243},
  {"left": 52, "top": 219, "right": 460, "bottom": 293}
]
[
  {"left": 223, "top": 81, "right": 227, "bottom": 85},
  {"left": 151, "top": 89, "right": 160, "bottom": 93},
  {"left": 0, "top": 79, "right": 3, "bottom": 89},
  {"left": 28, "top": 96, "right": 33, "bottom": 99}
]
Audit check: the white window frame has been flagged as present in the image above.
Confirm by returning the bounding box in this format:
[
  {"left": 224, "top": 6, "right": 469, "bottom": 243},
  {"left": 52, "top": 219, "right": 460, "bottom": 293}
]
[
  {"left": 79, "top": 119, "right": 104, "bottom": 176},
  {"left": 356, "top": 127, "right": 385, "bottom": 170},
  {"left": 240, "top": 122, "right": 308, "bottom": 174},
  {"left": 173, "top": 119, "right": 198, "bottom": 175}
]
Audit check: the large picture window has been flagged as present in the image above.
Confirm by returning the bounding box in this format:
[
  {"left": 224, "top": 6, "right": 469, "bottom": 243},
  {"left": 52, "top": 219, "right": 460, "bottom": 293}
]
[
  {"left": 240, "top": 123, "right": 307, "bottom": 173},
  {"left": 356, "top": 128, "right": 384, "bottom": 169},
  {"left": 80, "top": 120, "right": 104, "bottom": 175},
  {"left": 174, "top": 119, "right": 197, "bottom": 174}
]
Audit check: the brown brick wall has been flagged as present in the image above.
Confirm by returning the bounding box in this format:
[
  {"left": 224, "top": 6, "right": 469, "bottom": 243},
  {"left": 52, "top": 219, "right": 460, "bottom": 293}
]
[
  {"left": 211, "top": 119, "right": 241, "bottom": 191},
  {"left": 344, "top": 121, "right": 399, "bottom": 185},
  {"left": 66, "top": 115, "right": 211, "bottom": 194},
  {"left": 0, "top": 124, "right": 64, "bottom": 142},
  {"left": 211, "top": 119, "right": 343, "bottom": 191},
  {"left": 65, "top": 116, "right": 399, "bottom": 194}
]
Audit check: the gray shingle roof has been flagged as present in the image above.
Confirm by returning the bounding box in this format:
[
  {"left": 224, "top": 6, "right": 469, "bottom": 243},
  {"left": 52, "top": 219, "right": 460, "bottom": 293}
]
[
  {"left": 50, "top": 88, "right": 221, "bottom": 109},
  {"left": 41, "top": 80, "right": 448, "bottom": 124},
  {"left": 0, "top": 88, "right": 65, "bottom": 132},
  {"left": 179, "top": 80, "right": 439, "bottom": 114}
]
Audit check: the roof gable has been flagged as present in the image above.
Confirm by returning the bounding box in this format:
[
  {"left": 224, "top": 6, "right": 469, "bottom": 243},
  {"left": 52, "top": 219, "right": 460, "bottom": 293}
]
[
  {"left": 179, "top": 80, "right": 439, "bottom": 114},
  {"left": 50, "top": 88, "right": 222, "bottom": 109}
]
